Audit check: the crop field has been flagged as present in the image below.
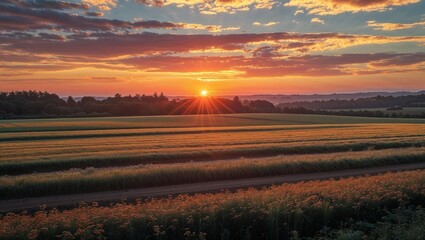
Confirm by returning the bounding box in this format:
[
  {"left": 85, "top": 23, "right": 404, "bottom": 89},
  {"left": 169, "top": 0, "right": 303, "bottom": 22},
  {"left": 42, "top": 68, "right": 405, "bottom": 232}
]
[{"left": 1, "top": 113, "right": 425, "bottom": 239}]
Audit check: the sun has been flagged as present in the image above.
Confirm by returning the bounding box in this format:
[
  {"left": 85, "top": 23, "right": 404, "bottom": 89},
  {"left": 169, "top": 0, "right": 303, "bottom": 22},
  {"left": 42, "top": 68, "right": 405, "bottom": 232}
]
[{"left": 200, "top": 90, "right": 209, "bottom": 97}]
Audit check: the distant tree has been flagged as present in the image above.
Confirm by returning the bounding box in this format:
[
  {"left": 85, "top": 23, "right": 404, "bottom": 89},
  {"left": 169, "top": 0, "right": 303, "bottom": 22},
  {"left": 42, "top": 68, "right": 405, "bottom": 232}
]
[
  {"left": 249, "top": 100, "right": 275, "bottom": 112},
  {"left": 23, "top": 102, "right": 44, "bottom": 115},
  {"left": 80, "top": 96, "right": 97, "bottom": 105},
  {"left": 43, "top": 103, "right": 60, "bottom": 115},
  {"left": 67, "top": 96, "right": 76, "bottom": 107}
]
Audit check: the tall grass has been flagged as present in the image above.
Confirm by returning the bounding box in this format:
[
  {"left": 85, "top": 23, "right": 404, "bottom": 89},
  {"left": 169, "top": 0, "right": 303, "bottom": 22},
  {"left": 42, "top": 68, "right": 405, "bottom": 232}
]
[
  {"left": 1, "top": 170, "right": 425, "bottom": 239},
  {"left": 1, "top": 148, "right": 425, "bottom": 199}
]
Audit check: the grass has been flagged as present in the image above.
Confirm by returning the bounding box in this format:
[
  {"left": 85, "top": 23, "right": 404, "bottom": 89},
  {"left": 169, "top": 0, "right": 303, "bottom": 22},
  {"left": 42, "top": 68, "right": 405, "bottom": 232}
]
[
  {"left": 1, "top": 147, "right": 425, "bottom": 199},
  {"left": 2, "top": 123, "right": 425, "bottom": 175},
  {"left": 1, "top": 170, "right": 425, "bottom": 239},
  {"left": 310, "top": 207, "right": 425, "bottom": 240}
]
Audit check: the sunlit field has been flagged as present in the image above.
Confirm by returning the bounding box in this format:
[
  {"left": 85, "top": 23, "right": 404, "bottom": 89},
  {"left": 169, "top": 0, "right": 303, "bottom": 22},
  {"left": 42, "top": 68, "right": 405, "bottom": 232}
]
[{"left": 1, "top": 113, "right": 425, "bottom": 239}]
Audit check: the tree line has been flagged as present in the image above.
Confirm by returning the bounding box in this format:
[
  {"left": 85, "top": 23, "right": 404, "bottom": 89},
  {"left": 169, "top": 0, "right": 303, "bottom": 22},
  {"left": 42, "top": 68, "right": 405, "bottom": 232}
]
[
  {"left": 0, "top": 91, "right": 276, "bottom": 119},
  {"left": 277, "top": 94, "right": 425, "bottom": 110},
  {"left": 279, "top": 107, "right": 425, "bottom": 119},
  {"left": 2, "top": 91, "right": 423, "bottom": 119}
]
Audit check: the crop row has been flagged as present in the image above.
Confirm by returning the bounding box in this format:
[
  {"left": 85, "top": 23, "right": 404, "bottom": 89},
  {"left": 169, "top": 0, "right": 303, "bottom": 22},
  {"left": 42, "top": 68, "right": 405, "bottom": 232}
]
[
  {"left": 3, "top": 140, "right": 425, "bottom": 176},
  {"left": 1, "top": 147, "right": 425, "bottom": 199},
  {"left": 2, "top": 124, "right": 425, "bottom": 175}
]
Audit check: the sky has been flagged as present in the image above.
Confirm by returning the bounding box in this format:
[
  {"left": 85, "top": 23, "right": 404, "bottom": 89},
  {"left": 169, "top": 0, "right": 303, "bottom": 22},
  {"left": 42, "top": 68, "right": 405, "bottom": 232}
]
[{"left": 0, "top": 0, "right": 425, "bottom": 96}]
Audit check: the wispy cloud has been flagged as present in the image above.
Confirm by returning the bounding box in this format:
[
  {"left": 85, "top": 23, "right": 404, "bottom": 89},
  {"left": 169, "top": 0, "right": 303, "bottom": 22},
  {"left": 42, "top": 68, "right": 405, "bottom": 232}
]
[
  {"left": 136, "top": 0, "right": 275, "bottom": 15},
  {"left": 82, "top": 0, "right": 117, "bottom": 11},
  {"left": 253, "top": 21, "right": 279, "bottom": 26},
  {"left": 311, "top": 18, "right": 324, "bottom": 24},
  {"left": 285, "top": 0, "right": 420, "bottom": 15},
  {"left": 367, "top": 20, "right": 425, "bottom": 31}
]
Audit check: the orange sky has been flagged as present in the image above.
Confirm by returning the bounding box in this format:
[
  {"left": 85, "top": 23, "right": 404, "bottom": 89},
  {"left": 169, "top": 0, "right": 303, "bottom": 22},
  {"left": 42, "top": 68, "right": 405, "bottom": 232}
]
[{"left": 1, "top": 0, "right": 425, "bottom": 96}]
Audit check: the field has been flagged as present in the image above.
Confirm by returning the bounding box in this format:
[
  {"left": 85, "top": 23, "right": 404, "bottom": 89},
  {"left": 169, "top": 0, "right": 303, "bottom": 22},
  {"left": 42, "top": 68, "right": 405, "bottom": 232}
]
[{"left": 1, "top": 113, "right": 425, "bottom": 239}]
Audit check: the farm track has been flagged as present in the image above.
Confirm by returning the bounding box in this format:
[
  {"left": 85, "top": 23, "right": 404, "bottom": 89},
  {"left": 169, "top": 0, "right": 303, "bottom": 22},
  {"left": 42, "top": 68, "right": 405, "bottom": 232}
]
[{"left": 1, "top": 162, "right": 425, "bottom": 213}]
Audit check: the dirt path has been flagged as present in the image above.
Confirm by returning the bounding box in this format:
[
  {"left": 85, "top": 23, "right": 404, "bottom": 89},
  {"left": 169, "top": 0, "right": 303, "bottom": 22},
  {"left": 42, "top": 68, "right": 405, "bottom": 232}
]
[{"left": 2, "top": 162, "right": 425, "bottom": 213}]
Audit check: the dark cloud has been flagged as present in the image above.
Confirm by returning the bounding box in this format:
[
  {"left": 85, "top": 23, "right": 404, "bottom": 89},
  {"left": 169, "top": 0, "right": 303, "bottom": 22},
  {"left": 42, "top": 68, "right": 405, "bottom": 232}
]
[
  {"left": 371, "top": 53, "right": 425, "bottom": 66},
  {"left": 118, "top": 52, "right": 425, "bottom": 77},
  {"left": 1, "top": 30, "right": 424, "bottom": 60},
  {"left": 253, "top": 46, "right": 280, "bottom": 58},
  {"left": 3, "top": 0, "right": 89, "bottom": 10},
  {"left": 0, "top": 1, "right": 180, "bottom": 31},
  {"left": 136, "top": 0, "right": 165, "bottom": 7},
  {"left": 85, "top": 11, "right": 104, "bottom": 17},
  {"left": 38, "top": 32, "right": 66, "bottom": 41}
]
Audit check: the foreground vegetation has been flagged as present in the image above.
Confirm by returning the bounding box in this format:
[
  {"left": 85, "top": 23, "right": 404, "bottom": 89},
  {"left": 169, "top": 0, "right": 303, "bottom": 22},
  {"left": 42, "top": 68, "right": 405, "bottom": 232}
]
[
  {"left": 310, "top": 207, "right": 425, "bottom": 239},
  {"left": 1, "top": 170, "right": 425, "bottom": 239},
  {"left": 2, "top": 122, "right": 425, "bottom": 175},
  {"left": 2, "top": 147, "right": 425, "bottom": 199}
]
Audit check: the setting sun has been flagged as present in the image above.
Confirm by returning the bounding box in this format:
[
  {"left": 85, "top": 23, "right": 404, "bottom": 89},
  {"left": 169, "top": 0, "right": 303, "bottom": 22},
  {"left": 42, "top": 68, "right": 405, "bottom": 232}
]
[{"left": 200, "top": 90, "right": 209, "bottom": 97}]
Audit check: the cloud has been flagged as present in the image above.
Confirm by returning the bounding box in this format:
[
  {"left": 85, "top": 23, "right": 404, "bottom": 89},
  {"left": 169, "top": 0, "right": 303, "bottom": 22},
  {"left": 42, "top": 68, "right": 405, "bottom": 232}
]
[
  {"left": 285, "top": 0, "right": 420, "bottom": 15},
  {"left": 118, "top": 53, "right": 425, "bottom": 77},
  {"left": 367, "top": 20, "right": 425, "bottom": 31},
  {"left": 2, "top": 31, "right": 425, "bottom": 58},
  {"left": 86, "top": 11, "right": 104, "bottom": 17},
  {"left": 2, "top": 32, "right": 424, "bottom": 78},
  {"left": 252, "top": 46, "right": 280, "bottom": 57},
  {"left": 0, "top": 1, "right": 242, "bottom": 33},
  {"left": 82, "top": 0, "right": 117, "bottom": 11},
  {"left": 135, "top": 0, "right": 276, "bottom": 15},
  {"left": 311, "top": 18, "right": 324, "bottom": 24},
  {"left": 0, "top": 2, "right": 182, "bottom": 31},
  {"left": 178, "top": 23, "right": 240, "bottom": 32},
  {"left": 3, "top": 0, "right": 90, "bottom": 10},
  {"left": 371, "top": 53, "right": 425, "bottom": 66},
  {"left": 294, "top": 9, "right": 304, "bottom": 15},
  {"left": 253, "top": 21, "right": 279, "bottom": 26}
]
